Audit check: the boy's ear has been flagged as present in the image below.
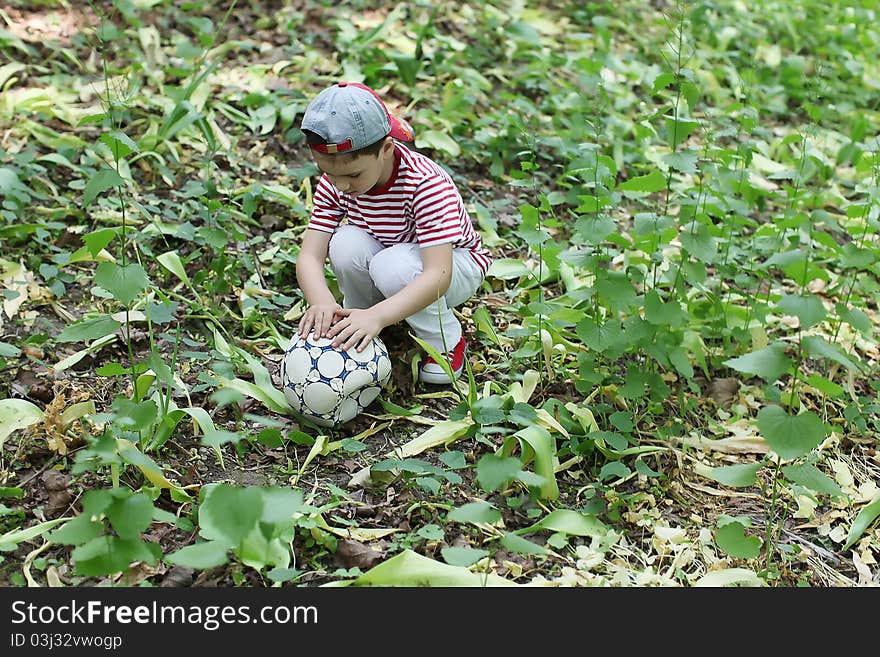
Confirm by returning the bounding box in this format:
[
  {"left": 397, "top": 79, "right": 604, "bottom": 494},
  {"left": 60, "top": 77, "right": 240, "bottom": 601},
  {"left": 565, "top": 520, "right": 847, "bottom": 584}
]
[{"left": 381, "top": 136, "right": 395, "bottom": 155}]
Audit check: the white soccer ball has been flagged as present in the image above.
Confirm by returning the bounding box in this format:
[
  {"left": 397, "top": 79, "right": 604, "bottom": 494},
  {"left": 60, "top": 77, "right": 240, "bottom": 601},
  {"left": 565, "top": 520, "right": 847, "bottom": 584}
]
[{"left": 280, "top": 332, "right": 392, "bottom": 428}]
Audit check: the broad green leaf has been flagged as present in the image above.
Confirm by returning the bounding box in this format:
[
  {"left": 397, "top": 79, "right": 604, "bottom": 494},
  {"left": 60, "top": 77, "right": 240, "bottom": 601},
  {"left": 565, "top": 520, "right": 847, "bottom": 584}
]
[
  {"left": 617, "top": 169, "right": 666, "bottom": 193},
  {"left": 502, "top": 425, "right": 559, "bottom": 500},
  {"left": 99, "top": 129, "right": 139, "bottom": 159},
  {"left": 82, "top": 168, "right": 125, "bottom": 206},
  {"left": 842, "top": 495, "right": 880, "bottom": 551},
  {"left": 198, "top": 484, "right": 263, "bottom": 547},
  {"left": 60, "top": 401, "right": 95, "bottom": 428},
  {"left": 259, "top": 487, "right": 305, "bottom": 526},
  {"left": 776, "top": 293, "right": 827, "bottom": 330},
  {"left": 801, "top": 335, "right": 859, "bottom": 372},
  {"left": 236, "top": 527, "right": 290, "bottom": 571},
  {"left": 94, "top": 262, "right": 149, "bottom": 305},
  {"left": 693, "top": 568, "right": 765, "bottom": 587},
  {"left": 112, "top": 397, "right": 157, "bottom": 431},
  {"left": 500, "top": 531, "right": 551, "bottom": 556},
  {"left": 517, "top": 509, "right": 608, "bottom": 538},
  {"left": 82, "top": 228, "right": 116, "bottom": 257},
  {"left": 219, "top": 376, "right": 291, "bottom": 415},
  {"left": 471, "top": 305, "right": 502, "bottom": 347},
  {"left": 441, "top": 546, "right": 489, "bottom": 568},
  {"left": 106, "top": 493, "right": 154, "bottom": 540},
  {"left": 475, "top": 453, "right": 522, "bottom": 493},
  {"left": 164, "top": 541, "right": 230, "bottom": 569},
  {"left": 700, "top": 462, "right": 764, "bottom": 488},
  {"left": 53, "top": 334, "right": 117, "bottom": 373},
  {"left": 117, "top": 440, "right": 178, "bottom": 489},
  {"left": 415, "top": 129, "right": 461, "bottom": 157},
  {"left": 756, "top": 406, "right": 826, "bottom": 461},
  {"left": 0, "top": 398, "right": 43, "bottom": 449},
  {"left": 723, "top": 343, "right": 792, "bottom": 382},
  {"left": 447, "top": 501, "right": 502, "bottom": 525},
  {"left": 486, "top": 259, "right": 532, "bottom": 280},
  {"left": 837, "top": 304, "right": 872, "bottom": 337},
  {"left": 56, "top": 315, "right": 121, "bottom": 343},
  {"left": 47, "top": 514, "right": 102, "bottom": 546},
  {"left": 395, "top": 418, "right": 473, "bottom": 458},
  {"left": 325, "top": 549, "right": 517, "bottom": 587},
  {"left": 782, "top": 463, "right": 843, "bottom": 497},
  {"left": 156, "top": 250, "right": 192, "bottom": 286},
  {"left": 715, "top": 521, "right": 762, "bottom": 558}
]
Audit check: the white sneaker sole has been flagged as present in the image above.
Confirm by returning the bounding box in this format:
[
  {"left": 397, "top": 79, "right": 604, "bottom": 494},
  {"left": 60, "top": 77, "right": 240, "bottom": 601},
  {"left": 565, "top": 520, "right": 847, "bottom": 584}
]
[{"left": 418, "top": 366, "right": 464, "bottom": 385}]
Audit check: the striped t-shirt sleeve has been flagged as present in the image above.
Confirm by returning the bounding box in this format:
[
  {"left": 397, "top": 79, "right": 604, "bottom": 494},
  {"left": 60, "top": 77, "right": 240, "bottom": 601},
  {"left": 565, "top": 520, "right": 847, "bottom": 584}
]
[
  {"left": 411, "top": 176, "right": 467, "bottom": 248},
  {"left": 308, "top": 176, "right": 345, "bottom": 234}
]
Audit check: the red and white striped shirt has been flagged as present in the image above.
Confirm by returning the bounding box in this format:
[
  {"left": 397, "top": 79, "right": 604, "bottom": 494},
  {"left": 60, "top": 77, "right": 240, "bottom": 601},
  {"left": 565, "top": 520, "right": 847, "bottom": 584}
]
[{"left": 307, "top": 143, "right": 493, "bottom": 274}]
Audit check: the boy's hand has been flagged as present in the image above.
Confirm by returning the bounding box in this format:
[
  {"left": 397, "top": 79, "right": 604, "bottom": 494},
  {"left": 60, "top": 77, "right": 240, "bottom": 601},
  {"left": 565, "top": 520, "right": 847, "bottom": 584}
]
[
  {"left": 326, "top": 308, "right": 384, "bottom": 352},
  {"left": 299, "top": 302, "right": 343, "bottom": 339}
]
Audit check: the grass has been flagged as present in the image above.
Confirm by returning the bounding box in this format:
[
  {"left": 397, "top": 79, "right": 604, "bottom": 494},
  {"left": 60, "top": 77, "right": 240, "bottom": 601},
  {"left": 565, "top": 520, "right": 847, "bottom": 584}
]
[{"left": 0, "top": 0, "right": 878, "bottom": 587}]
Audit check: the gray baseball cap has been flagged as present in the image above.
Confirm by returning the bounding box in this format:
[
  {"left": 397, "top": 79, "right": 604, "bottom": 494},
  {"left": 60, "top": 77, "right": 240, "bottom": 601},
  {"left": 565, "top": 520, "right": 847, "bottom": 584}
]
[{"left": 301, "top": 82, "right": 414, "bottom": 154}]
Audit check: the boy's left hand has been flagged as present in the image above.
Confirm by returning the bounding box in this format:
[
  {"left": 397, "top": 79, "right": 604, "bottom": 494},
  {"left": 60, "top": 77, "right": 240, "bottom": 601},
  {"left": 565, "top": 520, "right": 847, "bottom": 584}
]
[{"left": 326, "top": 308, "right": 384, "bottom": 352}]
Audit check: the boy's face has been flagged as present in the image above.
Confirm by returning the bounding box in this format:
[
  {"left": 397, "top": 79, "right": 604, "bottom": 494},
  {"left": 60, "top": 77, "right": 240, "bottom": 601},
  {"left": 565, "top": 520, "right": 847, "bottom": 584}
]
[{"left": 311, "top": 138, "right": 395, "bottom": 196}]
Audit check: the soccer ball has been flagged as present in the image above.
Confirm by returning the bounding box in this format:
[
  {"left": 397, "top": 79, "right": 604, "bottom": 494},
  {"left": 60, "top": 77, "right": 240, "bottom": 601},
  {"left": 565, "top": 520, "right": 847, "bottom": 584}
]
[{"left": 280, "top": 332, "right": 392, "bottom": 428}]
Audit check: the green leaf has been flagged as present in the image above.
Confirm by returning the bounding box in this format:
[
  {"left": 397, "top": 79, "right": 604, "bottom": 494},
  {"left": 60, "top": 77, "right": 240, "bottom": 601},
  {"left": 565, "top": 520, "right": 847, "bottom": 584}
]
[
  {"left": 111, "top": 397, "right": 157, "bottom": 431},
  {"left": 82, "top": 228, "right": 117, "bottom": 257},
  {"left": 486, "top": 259, "right": 532, "bottom": 280},
  {"left": 0, "top": 398, "right": 43, "bottom": 449},
  {"left": 106, "top": 492, "right": 154, "bottom": 539},
  {"left": 801, "top": 335, "right": 859, "bottom": 372},
  {"left": 83, "top": 168, "right": 125, "bottom": 206},
  {"left": 475, "top": 453, "right": 521, "bottom": 493},
  {"left": 259, "top": 488, "right": 305, "bottom": 526},
  {"left": 156, "top": 250, "right": 192, "bottom": 286},
  {"left": 617, "top": 169, "right": 666, "bottom": 193},
  {"left": 842, "top": 494, "right": 880, "bottom": 551},
  {"left": 756, "top": 406, "right": 826, "bottom": 461},
  {"left": 440, "top": 546, "right": 489, "bottom": 568},
  {"left": 447, "top": 501, "right": 502, "bottom": 525},
  {"left": 662, "top": 149, "right": 698, "bottom": 173},
  {"left": 165, "top": 540, "right": 230, "bottom": 569},
  {"left": 471, "top": 305, "right": 502, "bottom": 347},
  {"left": 329, "top": 549, "right": 517, "bottom": 587},
  {"left": 1, "top": 517, "right": 68, "bottom": 550},
  {"left": 723, "top": 343, "right": 792, "bottom": 382},
  {"left": 702, "top": 462, "right": 764, "bottom": 488},
  {"left": 198, "top": 484, "right": 263, "bottom": 547},
  {"left": 47, "top": 514, "right": 102, "bottom": 546},
  {"left": 499, "top": 531, "right": 551, "bottom": 556},
  {"left": 776, "top": 293, "right": 827, "bottom": 331},
  {"left": 502, "top": 425, "right": 559, "bottom": 500},
  {"left": 693, "top": 568, "right": 765, "bottom": 587},
  {"left": 715, "top": 521, "right": 762, "bottom": 559},
  {"left": 56, "top": 315, "right": 121, "bottom": 343},
  {"left": 99, "top": 129, "right": 139, "bottom": 159},
  {"left": 782, "top": 463, "right": 843, "bottom": 497},
  {"left": 94, "top": 262, "right": 150, "bottom": 305},
  {"left": 415, "top": 129, "right": 461, "bottom": 157},
  {"left": 517, "top": 509, "right": 608, "bottom": 538}
]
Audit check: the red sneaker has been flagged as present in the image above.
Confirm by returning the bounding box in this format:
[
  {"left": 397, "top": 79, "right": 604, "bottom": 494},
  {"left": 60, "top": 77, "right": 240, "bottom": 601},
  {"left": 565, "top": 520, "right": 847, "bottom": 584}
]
[{"left": 418, "top": 336, "right": 466, "bottom": 384}]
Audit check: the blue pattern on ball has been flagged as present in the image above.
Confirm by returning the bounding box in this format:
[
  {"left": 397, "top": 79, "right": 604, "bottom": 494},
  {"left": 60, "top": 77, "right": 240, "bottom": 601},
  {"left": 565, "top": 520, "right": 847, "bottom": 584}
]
[{"left": 280, "top": 333, "right": 392, "bottom": 428}]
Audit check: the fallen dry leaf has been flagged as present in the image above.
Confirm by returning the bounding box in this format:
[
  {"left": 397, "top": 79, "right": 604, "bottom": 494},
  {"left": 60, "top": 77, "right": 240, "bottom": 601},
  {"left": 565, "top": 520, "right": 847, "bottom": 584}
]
[
  {"left": 334, "top": 539, "right": 383, "bottom": 571},
  {"left": 40, "top": 470, "right": 73, "bottom": 518},
  {"left": 707, "top": 377, "right": 740, "bottom": 407}
]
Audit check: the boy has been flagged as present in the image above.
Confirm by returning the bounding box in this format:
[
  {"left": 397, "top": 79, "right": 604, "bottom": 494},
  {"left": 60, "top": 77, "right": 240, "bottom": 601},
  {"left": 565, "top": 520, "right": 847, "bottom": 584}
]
[{"left": 295, "top": 81, "right": 492, "bottom": 384}]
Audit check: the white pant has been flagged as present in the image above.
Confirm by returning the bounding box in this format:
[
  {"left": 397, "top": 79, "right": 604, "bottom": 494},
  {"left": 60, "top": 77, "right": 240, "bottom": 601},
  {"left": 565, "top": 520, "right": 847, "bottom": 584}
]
[{"left": 327, "top": 224, "right": 484, "bottom": 352}]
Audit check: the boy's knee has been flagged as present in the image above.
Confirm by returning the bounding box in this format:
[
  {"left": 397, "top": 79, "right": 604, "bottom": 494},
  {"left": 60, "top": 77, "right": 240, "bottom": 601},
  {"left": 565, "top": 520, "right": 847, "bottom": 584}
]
[
  {"left": 329, "top": 225, "right": 372, "bottom": 270},
  {"left": 369, "top": 244, "right": 421, "bottom": 296}
]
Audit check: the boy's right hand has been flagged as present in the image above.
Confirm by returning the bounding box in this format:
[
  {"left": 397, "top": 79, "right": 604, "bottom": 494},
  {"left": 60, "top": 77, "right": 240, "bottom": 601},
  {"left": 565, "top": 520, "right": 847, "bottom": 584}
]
[{"left": 298, "top": 302, "right": 344, "bottom": 339}]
